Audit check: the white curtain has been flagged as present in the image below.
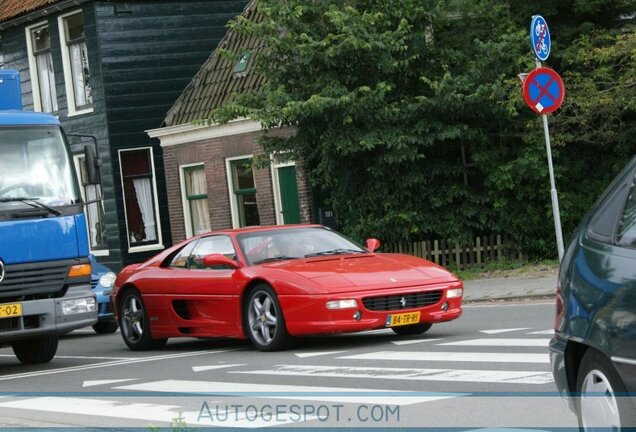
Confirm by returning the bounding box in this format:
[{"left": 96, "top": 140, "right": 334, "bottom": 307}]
[
  {"left": 133, "top": 178, "right": 157, "bottom": 241},
  {"left": 189, "top": 169, "right": 210, "bottom": 235},
  {"left": 70, "top": 42, "right": 91, "bottom": 107},
  {"left": 36, "top": 53, "right": 57, "bottom": 112}
]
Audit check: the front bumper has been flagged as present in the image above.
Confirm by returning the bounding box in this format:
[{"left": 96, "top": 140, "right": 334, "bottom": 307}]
[
  {"left": 94, "top": 288, "right": 114, "bottom": 322},
  {"left": 0, "top": 284, "right": 97, "bottom": 344},
  {"left": 279, "top": 284, "right": 462, "bottom": 336}
]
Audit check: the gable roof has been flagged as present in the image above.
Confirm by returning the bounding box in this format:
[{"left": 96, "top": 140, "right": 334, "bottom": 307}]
[
  {"left": 163, "top": 0, "right": 265, "bottom": 127},
  {"left": 0, "top": 0, "right": 60, "bottom": 22}
]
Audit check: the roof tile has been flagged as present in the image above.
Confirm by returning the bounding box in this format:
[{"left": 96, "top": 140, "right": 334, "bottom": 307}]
[
  {"left": 163, "top": 0, "right": 265, "bottom": 127},
  {"left": 0, "top": 0, "right": 61, "bottom": 22}
]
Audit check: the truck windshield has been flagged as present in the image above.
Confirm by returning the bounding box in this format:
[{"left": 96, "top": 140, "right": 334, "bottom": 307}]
[{"left": 0, "top": 126, "right": 80, "bottom": 207}]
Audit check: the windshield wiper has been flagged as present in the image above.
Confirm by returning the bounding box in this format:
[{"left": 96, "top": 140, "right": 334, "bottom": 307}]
[
  {"left": 304, "top": 249, "right": 366, "bottom": 257},
  {"left": 253, "top": 256, "right": 297, "bottom": 264},
  {"left": 0, "top": 197, "right": 61, "bottom": 216}
]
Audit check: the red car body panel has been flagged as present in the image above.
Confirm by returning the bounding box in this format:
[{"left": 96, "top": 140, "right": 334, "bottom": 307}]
[{"left": 112, "top": 225, "right": 463, "bottom": 341}]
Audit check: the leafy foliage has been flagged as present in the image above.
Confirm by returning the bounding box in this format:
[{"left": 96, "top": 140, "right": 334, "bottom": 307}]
[{"left": 212, "top": 0, "right": 635, "bottom": 258}]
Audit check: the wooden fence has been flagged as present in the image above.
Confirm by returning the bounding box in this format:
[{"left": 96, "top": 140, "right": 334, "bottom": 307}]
[{"left": 383, "top": 235, "right": 526, "bottom": 270}]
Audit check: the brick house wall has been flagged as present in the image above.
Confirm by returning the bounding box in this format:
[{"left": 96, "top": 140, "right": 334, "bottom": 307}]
[{"left": 162, "top": 128, "right": 313, "bottom": 243}]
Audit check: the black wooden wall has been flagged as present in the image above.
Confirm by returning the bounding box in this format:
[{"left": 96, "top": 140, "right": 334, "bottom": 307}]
[{"left": 1, "top": 0, "right": 248, "bottom": 271}]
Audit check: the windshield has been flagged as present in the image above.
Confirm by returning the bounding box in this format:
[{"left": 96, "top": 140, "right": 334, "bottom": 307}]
[
  {"left": 237, "top": 227, "right": 366, "bottom": 265},
  {"left": 0, "top": 126, "right": 80, "bottom": 207}
]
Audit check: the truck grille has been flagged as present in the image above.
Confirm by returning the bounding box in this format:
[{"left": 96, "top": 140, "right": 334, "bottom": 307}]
[
  {"left": 362, "top": 290, "right": 443, "bottom": 311},
  {"left": 0, "top": 260, "right": 72, "bottom": 299}
]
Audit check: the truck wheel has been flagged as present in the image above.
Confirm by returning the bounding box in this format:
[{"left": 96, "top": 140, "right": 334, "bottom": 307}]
[
  {"left": 391, "top": 323, "right": 432, "bottom": 336},
  {"left": 11, "top": 335, "right": 59, "bottom": 364},
  {"left": 119, "top": 290, "right": 166, "bottom": 350},
  {"left": 92, "top": 320, "right": 119, "bottom": 334},
  {"left": 576, "top": 349, "right": 636, "bottom": 430}
]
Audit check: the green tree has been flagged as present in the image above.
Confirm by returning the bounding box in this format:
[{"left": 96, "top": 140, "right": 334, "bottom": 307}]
[{"left": 213, "top": 0, "right": 635, "bottom": 258}]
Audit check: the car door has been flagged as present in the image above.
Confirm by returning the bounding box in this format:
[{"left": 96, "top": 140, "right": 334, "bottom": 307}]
[
  {"left": 579, "top": 161, "right": 636, "bottom": 389},
  {"left": 169, "top": 235, "right": 242, "bottom": 335}
]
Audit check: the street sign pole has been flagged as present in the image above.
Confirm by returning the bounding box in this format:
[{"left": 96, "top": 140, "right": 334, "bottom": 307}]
[
  {"left": 529, "top": 18, "right": 565, "bottom": 262},
  {"left": 541, "top": 110, "right": 565, "bottom": 261}
]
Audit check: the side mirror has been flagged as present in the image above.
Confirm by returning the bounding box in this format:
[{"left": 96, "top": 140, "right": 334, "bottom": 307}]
[
  {"left": 365, "top": 238, "right": 381, "bottom": 252},
  {"left": 84, "top": 143, "right": 102, "bottom": 185},
  {"left": 202, "top": 253, "right": 239, "bottom": 269}
]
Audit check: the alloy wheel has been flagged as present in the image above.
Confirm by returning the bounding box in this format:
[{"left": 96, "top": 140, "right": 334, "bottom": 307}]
[{"left": 579, "top": 368, "right": 621, "bottom": 430}]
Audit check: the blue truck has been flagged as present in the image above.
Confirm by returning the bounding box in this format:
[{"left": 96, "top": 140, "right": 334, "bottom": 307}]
[{"left": 0, "top": 69, "right": 98, "bottom": 364}]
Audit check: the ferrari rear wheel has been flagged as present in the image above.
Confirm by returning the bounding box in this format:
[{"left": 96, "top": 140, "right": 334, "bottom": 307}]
[
  {"left": 245, "top": 285, "right": 290, "bottom": 351},
  {"left": 119, "top": 290, "right": 167, "bottom": 351},
  {"left": 391, "top": 323, "right": 432, "bottom": 336}
]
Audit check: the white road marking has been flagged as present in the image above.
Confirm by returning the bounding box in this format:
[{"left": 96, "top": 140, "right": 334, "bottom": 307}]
[
  {"left": 0, "top": 349, "right": 240, "bottom": 382},
  {"left": 480, "top": 328, "right": 530, "bottom": 334},
  {"left": 339, "top": 351, "right": 550, "bottom": 364},
  {"left": 115, "top": 380, "right": 455, "bottom": 406},
  {"left": 232, "top": 365, "right": 554, "bottom": 385},
  {"left": 83, "top": 379, "right": 138, "bottom": 387},
  {"left": 0, "top": 354, "right": 133, "bottom": 360},
  {"left": 439, "top": 338, "right": 550, "bottom": 347},
  {"left": 0, "top": 397, "right": 198, "bottom": 424},
  {"left": 391, "top": 338, "right": 442, "bottom": 346},
  {"left": 193, "top": 364, "right": 245, "bottom": 372},
  {"left": 528, "top": 329, "right": 554, "bottom": 335},
  {"left": 0, "top": 397, "right": 306, "bottom": 428},
  {"left": 294, "top": 351, "right": 346, "bottom": 358}
]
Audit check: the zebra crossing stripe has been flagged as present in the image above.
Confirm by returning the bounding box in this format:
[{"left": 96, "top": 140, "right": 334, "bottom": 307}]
[
  {"left": 0, "top": 397, "right": 200, "bottom": 425},
  {"left": 439, "top": 338, "right": 550, "bottom": 347},
  {"left": 231, "top": 365, "right": 554, "bottom": 385},
  {"left": 480, "top": 328, "right": 531, "bottom": 334},
  {"left": 115, "top": 380, "right": 455, "bottom": 406},
  {"left": 0, "top": 396, "right": 304, "bottom": 428},
  {"left": 339, "top": 351, "right": 550, "bottom": 363}
]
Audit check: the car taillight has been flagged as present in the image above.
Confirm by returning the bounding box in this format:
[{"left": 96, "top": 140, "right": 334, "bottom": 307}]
[{"left": 555, "top": 279, "right": 563, "bottom": 331}]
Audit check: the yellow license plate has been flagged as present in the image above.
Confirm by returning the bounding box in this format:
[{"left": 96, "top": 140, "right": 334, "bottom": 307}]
[
  {"left": 0, "top": 303, "right": 22, "bottom": 319},
  {"left": 385, "top": 311, "right": 420, "bottom": 327}
]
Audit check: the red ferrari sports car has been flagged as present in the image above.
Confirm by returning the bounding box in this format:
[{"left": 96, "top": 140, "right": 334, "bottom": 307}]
[{"left": 111, "top": 225, "right": 463, "bottom": 351}]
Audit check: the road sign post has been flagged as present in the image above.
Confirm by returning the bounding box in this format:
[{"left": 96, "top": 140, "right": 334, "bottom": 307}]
[{"left": 524, "top": 16, "right": 565, "bottom": 262}]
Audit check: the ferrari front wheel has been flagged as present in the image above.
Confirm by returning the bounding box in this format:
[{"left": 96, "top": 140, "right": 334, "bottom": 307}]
[
  {"left": 391, "top": 323, "right": 432, "bottom": 336},
  {"left": 245, "top": 285, "right": 290, "bottom": 351},
  {"left": 119, "top": 290, "right": 167, "bottom": 351}
]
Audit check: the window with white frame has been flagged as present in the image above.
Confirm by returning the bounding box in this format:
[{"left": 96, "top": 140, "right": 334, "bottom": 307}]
[
  {"left": 181, "top": 164, "right": 211, "bottom": 237},
  {"left": 227, "top": 157, "right": 260, "bottom": 228},
  {"left": 26, "top": 23, "right": 58, "bottom": 112},
  {"left": 74, "top": 155, "right": 107, "bottom": 252},
  {"left": 59, "top": 11, "right": 92, "bottom": 114},
  {"left": 119, "top": 148, "right": 161, "bottom": 249}
]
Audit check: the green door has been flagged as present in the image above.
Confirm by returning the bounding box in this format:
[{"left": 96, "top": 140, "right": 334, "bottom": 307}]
[{"left": 278, "top": 166, "right": 301, "bottom": 224}]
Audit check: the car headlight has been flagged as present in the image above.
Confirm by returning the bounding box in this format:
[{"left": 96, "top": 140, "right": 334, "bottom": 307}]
[
  {"left": 98, "top": 272, "right": 116, "bottom": 288},
  {"left": 446, "top": 288, "right": 463, "bottom": 298},
  {"left": 326, "top": 299, "right": 358, "bottom": 309},
  {"left": 62, "top": 297, "right": 96, "bottom": 315}
]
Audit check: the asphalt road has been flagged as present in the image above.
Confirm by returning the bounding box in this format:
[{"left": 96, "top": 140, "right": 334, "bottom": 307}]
[{"left": 0, "top": 301, "right": 577, "bottom": 429}]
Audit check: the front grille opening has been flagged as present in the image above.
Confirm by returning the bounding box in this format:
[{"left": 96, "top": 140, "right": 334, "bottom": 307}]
[
  {"left": 23, "top": 315, "right": 40, "bottom": 330},
  {"left": 0, "top": 317, "right": 20, "bottom": 333},
  {"left": 172, "top": 300, "right": 191, "bottom": 319},
  {"left": 362, "top": 290, "right": 443, "bottom": 311},
  {"left": 178, "top": 327, "right": 193, "bottom": 334}
]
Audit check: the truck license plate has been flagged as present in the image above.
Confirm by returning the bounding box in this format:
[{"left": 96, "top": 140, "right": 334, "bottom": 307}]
[
  {"left": 0, "top": 303, "right": 22, "bottom": 319},
  {"left": 385, "top": 311, "right": 420, "bottom": 327}
]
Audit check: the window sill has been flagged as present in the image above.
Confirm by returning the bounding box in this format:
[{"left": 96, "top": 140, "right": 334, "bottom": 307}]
[
  {"left": 128, "top": 244, "right": 165, "bottom": 254},
  {"left": 68, "top": 107, "right": 94, "bottom": 117},
  {"left": 91, "top": 249, "right": 110, "bottom": 257}
]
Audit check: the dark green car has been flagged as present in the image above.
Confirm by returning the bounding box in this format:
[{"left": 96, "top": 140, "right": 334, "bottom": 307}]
[{"left": 550, "top": 155, "right": 636, "bottom": 430}]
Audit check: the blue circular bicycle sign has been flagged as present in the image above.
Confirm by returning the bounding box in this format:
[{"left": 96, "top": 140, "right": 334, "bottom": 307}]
[{"left": 530, "top": 15, "right": 551, "bottom": 61}]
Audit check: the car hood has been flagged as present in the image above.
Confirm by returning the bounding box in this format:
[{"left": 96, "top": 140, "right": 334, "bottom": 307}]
[{"left": 266, "top": 253, "right": 457, "bottom": 291}]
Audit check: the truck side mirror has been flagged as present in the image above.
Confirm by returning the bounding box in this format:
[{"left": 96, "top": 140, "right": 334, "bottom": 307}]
[{"left": 84, "top": 144, "right": 101, "bottom": 185}]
